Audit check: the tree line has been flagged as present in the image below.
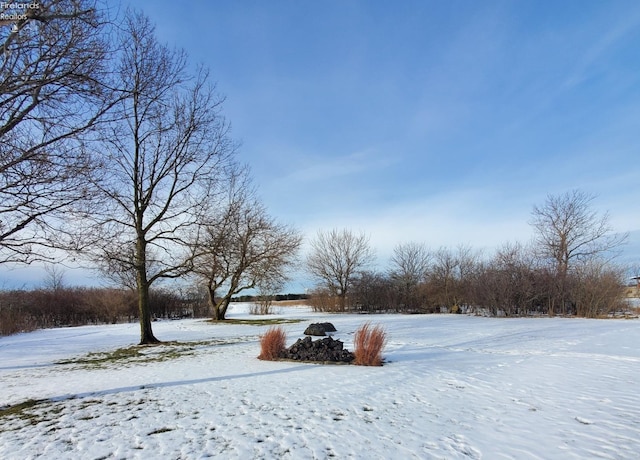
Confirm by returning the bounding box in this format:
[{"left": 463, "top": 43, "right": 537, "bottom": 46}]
[
  {"left": 0, "top": 273, "right": 308, "bottom": 336},
  {"left": 306, "top": 191, "right": 630, "bottom": 318},
  {"left": 0, "top": 285, "right": 209, "bottom": 336}
]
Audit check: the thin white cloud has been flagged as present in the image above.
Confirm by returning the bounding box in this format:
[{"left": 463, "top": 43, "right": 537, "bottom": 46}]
[
  {"left": 282, "top": 149, "right": 397, "bottom": 184},
  {"left": 299, "top": 187, "right": 536, "bottom": 262},
  {"left": 563, "top": 10, "right": 640, "bottom": 89}
]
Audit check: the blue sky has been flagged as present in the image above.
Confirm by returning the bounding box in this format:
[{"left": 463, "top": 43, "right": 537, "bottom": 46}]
[
  {"left": 141, "top": 1, "right": 640, "bottom": 253},
  {"left": 3, "top": 0, "right": 640, "bottom": 287}
]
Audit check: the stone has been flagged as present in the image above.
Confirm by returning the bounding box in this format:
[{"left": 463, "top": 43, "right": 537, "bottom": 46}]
[{"left": 304, "top": 322, "right": 337, "bottom": 336}]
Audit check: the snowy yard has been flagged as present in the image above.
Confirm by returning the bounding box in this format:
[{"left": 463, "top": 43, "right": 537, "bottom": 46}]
[{"left": 1, "top": 304, "right": 639, "bottom": 459}]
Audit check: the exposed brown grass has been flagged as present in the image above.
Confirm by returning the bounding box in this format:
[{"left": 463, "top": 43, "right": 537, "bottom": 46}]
[
  {"left": 353, "top": 322, "right": 387, "bottom": 366},
  {"left": 273, "top": 299, "right": 313, "bottom": 307},
  {"left": 257, "top": 326, "right": 287, "bottom": 360}
]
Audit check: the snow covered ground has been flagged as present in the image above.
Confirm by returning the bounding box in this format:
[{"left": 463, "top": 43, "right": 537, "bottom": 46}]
[{"left": 1, "top": 304, "right": 639, "bottom": 459}]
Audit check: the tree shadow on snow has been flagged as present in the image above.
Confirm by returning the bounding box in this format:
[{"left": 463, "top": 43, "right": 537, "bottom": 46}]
[{"left": 48, "top": 365, "right": 312, "bottom": 404}]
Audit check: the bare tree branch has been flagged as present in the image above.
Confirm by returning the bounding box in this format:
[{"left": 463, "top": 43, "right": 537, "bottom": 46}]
[
  {"left": 78, "top": 11, "right": 237, "bottom": 343},
  {"left": 0, "top": 0, "right": 120, "bottom": 263}
]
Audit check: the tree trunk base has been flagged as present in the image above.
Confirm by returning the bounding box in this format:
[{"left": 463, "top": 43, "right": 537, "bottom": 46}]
[{"left": 139, "top": 335, "right": 162, "bottom": 345}]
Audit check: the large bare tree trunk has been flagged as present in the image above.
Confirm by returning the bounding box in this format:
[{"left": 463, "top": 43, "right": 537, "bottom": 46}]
[
  {"left": 137, "top": 280, "right": 159, "bottom": 344},
  {"left": 136, "top": 239, "right": 159, "bottom": 344},
  {"left": 338, "top": 293, "right": 347, "bottom": 312},
  {"left": 216, "top": 298, "right": 232, "bottom": 320},
  {"left": 208, "top": 288, "right": 231, "bottom": 320}
]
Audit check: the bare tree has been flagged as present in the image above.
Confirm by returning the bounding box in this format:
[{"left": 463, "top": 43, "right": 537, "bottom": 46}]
[
  {"left": 389, "top": 242, "right": 431, "bottom": 311},
  {"left": 427, "top": 245, "right": 480, "bottom": 312},
  {"left": 84, "top": 11, "right": 236, "bottom": 343},
  {"left": 351, "top": 270, "right": 395, "bottom": 312},
  {"left": 0, "top": 0, "right": 116, "bottom": 263},
  {"left": 306, "top": 229, "right": 375, "bottom": 311},
  {"left": 252, "top": 277, "right": 284, "bottom": 315},
  {"left": 475, "top": 242, "right": 538, "bottom": 316},
  {"left": 530, "top": 189, "right": 627, "bottom": 315},
  {"left": 192, "top": 174, "right": 302, "bottom": 320},
  {"left": 571, "top": 259, "right": 626, "bottom": 318},
  {"left": 43, "top": 264, "right": 66, "bottom": 292}
]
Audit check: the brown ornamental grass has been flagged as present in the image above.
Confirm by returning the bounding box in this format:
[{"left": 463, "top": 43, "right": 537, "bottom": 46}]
[
  {"left": 353, "top": 322, "right": 387, "bottom": 366},
  {"left": 258, "top": 326, "right": 287, "bottom": 361}
]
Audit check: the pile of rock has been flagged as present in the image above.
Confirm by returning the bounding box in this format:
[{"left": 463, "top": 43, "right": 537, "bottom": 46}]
[{"left": 280, "top": 336, "right": 354, "bottom": 363}]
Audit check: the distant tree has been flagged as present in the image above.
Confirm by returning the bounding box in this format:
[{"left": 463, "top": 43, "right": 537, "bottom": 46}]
[
  {"left": 475, "top": 242, "right": 537, "bottom": 316},
  {"left": 252, "top": 277, "right": 285, "bottom": 315},
  {"left": 530, "top": 190, "right": 627, "bottom": 315},
  {"left": 351, "top": 271, "right": 395, "bottom": 312},
  {"left": 571, "top": 260, "right": 626, "bottom": 318},
  {"left": 306, "top": 229, "right": 375, "bottom": 311},
  {"left": 43, "top": 264, "right": 66, "bottom": 292},
  {"left": 389, "top": 242, "right": 431, "bottom": 311},
  {"left": 83, "top": 11, "right": 236, "bottom": 343},
  {"left": 192, "top": 173, "right": 302, "bottom": 320},
  {"left": 0, "top": 0, "right": 116, "bottom": 263},
  {"left": 427, "top": 245, "right": 480, "bottom": 312}
]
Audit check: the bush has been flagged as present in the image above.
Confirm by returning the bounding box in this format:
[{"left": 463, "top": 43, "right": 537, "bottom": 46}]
[
  {"left": 353, "top": 322, "right": 387, "bottom": 366},
  {"left": 258, "top": 326, "right": 287, "bottom": 361},
  {"left": 250, "top": 298, "right": 273, "bottom": 315},
  {"left": 0, "top": 308, "right": 37, "bottom": 336},
  {"left": 307, "top": 288, "right": 341, "bottom": 312}
]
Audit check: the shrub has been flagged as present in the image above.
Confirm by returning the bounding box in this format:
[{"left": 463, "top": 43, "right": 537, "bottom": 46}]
[
  {"left": 353, "top": 322, "right": 387, "bottom": 366},
  {"left": 258, "top": 326, "right": 287, "bottom": 360},
  {"left": 307, "top": 288, "right": 340, "bottom": 312},
  {"left": 250, "top": 298, "right": 273, "bottom": 315}
]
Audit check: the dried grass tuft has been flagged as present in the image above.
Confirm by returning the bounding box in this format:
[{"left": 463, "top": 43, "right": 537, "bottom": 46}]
[
  {"left": 353, "top": 322, "right": 387, "bottom": 366},
  {"left": 258, "top": 326, "right": 287, "bottom": 360}
]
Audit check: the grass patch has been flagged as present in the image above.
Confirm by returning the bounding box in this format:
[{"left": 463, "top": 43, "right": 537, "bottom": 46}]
[
  {"left": 55, "top": 338, "right": 252, "bottom": 369},
  {"left": 57, "top": 346, "right": 143, "bottom": 366},
  {"left": 273, "top": 299, "right": 313, "bottom": 307},
  {"left": 208, "top": 318, "right": 303, "bottom": 326},
  {"left": 0, "top": 399, "right": 45, "bottom": 421},
  {"left": 0, "top": 399, "right": 66, "bottom": 432}
]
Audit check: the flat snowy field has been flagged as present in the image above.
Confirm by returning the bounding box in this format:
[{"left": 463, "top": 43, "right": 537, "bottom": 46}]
[{"left": 1, "top": 304, "right": 639, "bottom": 459}]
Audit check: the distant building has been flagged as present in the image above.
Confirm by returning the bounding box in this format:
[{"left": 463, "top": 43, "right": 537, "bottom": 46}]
[{"left": 626, "top": 277, "right": 640, "bottom": 298}]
